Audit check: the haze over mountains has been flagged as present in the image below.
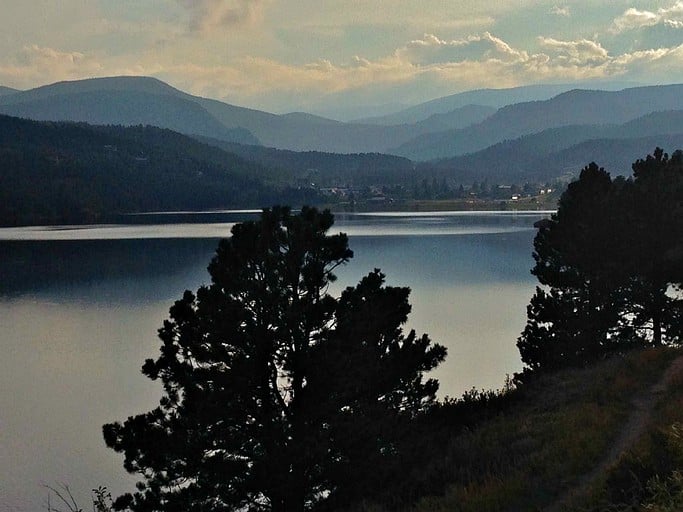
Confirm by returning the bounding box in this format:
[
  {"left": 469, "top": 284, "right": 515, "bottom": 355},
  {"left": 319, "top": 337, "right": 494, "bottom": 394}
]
[
  {"left": 2, "top": 75, "right": 683, "bottom": 190},
  {"left": 352, "top": 82, "right": 639, "bottom": 126},
  {"left": 430, "top": 112, "right": 683, "bottom": 183},
  {"left": 0, "top": 76, "right": 497, "bottom": 154},
  {"left": 391, "top": 84, "right": 683, "bottom": 160}
]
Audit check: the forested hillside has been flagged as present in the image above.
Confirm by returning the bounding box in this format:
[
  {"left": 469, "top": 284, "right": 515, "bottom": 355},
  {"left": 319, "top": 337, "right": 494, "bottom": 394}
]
[
  {"left": 200, "top": 137, "right": 417, "bottom": 186},
  {"left": 0, "top": 115, "right": 315, "bottom": 226}
]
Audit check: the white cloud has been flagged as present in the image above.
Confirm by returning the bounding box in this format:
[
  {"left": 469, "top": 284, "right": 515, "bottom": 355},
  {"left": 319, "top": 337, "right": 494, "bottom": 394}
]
[
  {"left": 397, "top": 32, "right": 530, "bottom": 66},
  {"left": 106, "top": 33, "right": 683, "bottom": 110},
  {"left": 550, "top": 5, "right": 571, "bottom": 17},
  {"left": 155, "top": 34, "right": 621, "bottom": 109},
  {"left": 538, "top": 37, "right": 609, "bottom": 66},
  {"left": 612, "top": 2, "right": 683, "bottom": 33},
  {"left": 612, "top": 8, "right": 659, "bottom": 32}
]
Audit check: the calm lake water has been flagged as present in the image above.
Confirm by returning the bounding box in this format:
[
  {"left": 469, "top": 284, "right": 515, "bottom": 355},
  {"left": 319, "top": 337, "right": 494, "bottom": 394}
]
[{"left": 0, "top": 210, "right": 549, "bottom": 511}]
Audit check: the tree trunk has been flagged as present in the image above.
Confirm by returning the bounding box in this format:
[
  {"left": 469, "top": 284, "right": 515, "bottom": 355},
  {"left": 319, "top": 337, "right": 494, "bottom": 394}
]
[{"left": 652, "top": 310, "right": 663, "bottom": 346}]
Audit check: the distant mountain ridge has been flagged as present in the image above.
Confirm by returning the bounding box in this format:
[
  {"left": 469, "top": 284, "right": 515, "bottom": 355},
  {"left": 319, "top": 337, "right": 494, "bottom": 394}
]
[
  {"left": 430, "top": 110, "right": 683, "bottom": 182},
  {"left": 188, "top": 93, "right": 496, "bottom": 153},
  {"left": 0, "top": 76, "right": 579, "bottom": 154},
  {"left": 0, "top": 86, "right": 18, "bottom": 97},
  {"left": 0, "top": 89, "right": 261, "bottom": 145},
  {"left": 3, "top": 76, "right": 683, "bottom": 187},
  {"left": 354, "top": 81, "right": 641, "bottom": 126},
  {"left": 0, "top": 76, "right": 492, "bottom": 153},
  {"left": 391, "top": 84, "right": 683, "bottom": 160},
  {"left": 0, "top": 76, "right": 179, "bottom": 104}
]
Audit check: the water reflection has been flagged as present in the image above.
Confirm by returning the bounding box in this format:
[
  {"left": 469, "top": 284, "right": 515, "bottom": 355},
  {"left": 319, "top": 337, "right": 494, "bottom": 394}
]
[
  {"left": 0, "top": 210, "right": 548, "bottom": 241},
  {"left": 0, "top": 239, "right": 218, "bottom": 302}
]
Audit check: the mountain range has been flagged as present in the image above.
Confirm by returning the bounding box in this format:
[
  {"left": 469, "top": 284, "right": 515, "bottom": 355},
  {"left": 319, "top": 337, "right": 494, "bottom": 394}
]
[
  {"left": 429, "top": 112, "right": 683, "bottom": 183},
  {"left": 0, "top": 77, "right": 496, "bottom": 154},
  {"left": 2, "top": 75, "right": 683, "bottom": 195},
  {"left": 0, "top": 86, "right": 18, "bottom": 97},
  {"left": 352, "top": 82, "right": 639, "bottom": 126},
  {"left": 391, "top": 84, "right": 683, "bottom": 160}
]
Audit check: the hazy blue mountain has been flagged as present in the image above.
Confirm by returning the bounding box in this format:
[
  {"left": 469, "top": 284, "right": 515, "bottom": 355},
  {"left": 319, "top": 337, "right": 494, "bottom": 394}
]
[
  {"left": 0, "top": 76, "right": 181, "bottom": 105},
  {"left": 527, "top": 135, "right": 683, "bottom": 181},
  {"left": 0, "top": 86, "right": 19, "bottom": 97},
  {"left": 4, "top": 76, "right": 673, "bottom": 157},
  {"left": 0, "top": 86, "right": 261, "bottom": 145},
  {"left": 617, "top": 110, "right": 683, "bottom": 137},
  {"left": 355, "top": 82, "right": 640, "bottom": 126},
  {"left": 0, "top": 77, "right": 411, "bottom": 152},
  {"left": 192, "top": 95, "right": 493, "bottom": 153},
  {"left": 392, "top": 84, "right": 683, "bottom": 160},
  {"left": 431, "top": 111, "right": 683, "bottom": 182},
  {"left": 408, "top": 105, "right": 496, "bottom": 132},
  {"left": 297, "top": 101, "right": 411, "bottom": 122},
  {"left": 0, "top": 76, "right": 499, "bottom": 154}
]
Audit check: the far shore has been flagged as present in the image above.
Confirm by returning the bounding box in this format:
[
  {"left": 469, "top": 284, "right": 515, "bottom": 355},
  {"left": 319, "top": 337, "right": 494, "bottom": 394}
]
[{"left": 325, "top": 195, "right": 559, "bottom": 213}]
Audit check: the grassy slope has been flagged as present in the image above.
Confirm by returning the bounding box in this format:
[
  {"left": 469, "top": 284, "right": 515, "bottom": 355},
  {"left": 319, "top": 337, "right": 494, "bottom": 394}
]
[{"left": 350, "top": 347, "right": 683, "bottom": 512}]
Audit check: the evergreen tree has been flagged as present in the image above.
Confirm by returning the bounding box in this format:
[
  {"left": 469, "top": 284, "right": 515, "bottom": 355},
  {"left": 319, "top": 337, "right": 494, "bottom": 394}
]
[
  {"left": 628, "top": 149, "right": 683, "bottom": 345},
  {"left": 518, "top": 163, "right": 630, "bottom": 370},
  {"left": 103, "top": 206, "right": 446, "bottom": 512},
  {"left": 518, "top": 151, "right": 683, "bottom": 372}
]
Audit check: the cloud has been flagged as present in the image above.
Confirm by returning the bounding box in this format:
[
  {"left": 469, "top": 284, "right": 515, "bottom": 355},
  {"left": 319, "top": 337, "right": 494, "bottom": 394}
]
[
  {"left": 397, "top": 32, "right": 529, "bottom": 66},
  {"left": 610, "top": 44, "right": 683, "bottom": 76},
  {"left": 157, "top": 34, "right": 617, "bottom": 110},
  {"left": 612, "top": 8, "right": 659, "bottom": 32},
  {"left": 0, "top": 45, "right": 106, "bottom": 87},
  {"left": 550, "top": 5, "right": 571, "bottom": 17},
  {"left": 178, "top": 0, "right": 265, "bottom": 33},
  {"left": 147, "top": 32, "right": 683, "bottom": 111},
  {"left": 612, "top": 2, "right": 683, "bottom": 33},
  {"left": 5, "top": 29, "right": 683, "bottom": 115},
  {"left": 538, "top": 37, "right": 609, "bottom": 66}
]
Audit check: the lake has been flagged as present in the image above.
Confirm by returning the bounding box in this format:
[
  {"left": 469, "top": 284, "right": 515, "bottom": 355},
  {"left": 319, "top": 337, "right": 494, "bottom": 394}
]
[{"left": 0, "top": 210, "right": 549, "bottom": 511}]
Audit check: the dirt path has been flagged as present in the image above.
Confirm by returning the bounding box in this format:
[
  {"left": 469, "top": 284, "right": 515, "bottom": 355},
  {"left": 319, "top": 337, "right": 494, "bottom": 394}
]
[{"left": 543, "top": 354, "right": 683, "bottom": 512}]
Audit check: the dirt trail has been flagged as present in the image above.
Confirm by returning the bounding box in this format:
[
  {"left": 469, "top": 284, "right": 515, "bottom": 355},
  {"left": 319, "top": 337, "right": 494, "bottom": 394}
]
[{"left": 543, "top": 354, "right": 683, "bottom": 512}]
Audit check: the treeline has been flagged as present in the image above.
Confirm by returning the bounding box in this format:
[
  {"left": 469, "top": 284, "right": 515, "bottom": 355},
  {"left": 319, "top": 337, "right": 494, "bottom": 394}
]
[
  {"left": 0, "top": 115, "right": 318, "bottom": 226},
  {"left": 200, "top": 138, "right": 560, "bottom": 198},
  {"left": 518, "top": 148, "right": 683, "bottom": 372}
]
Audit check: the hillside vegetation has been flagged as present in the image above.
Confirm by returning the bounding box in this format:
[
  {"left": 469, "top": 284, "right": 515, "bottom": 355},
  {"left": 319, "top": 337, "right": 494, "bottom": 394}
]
[
  {"left": 349, "top": 347, "right": 683, "bottom": 512},
  {"left": 0, "top": 115, "right": 314, "bottom": 226}
]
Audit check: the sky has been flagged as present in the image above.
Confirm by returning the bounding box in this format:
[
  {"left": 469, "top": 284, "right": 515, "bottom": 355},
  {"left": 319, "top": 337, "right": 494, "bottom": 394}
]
[{"left": 3, "top": 1, "right": 683, "bottom": 117}]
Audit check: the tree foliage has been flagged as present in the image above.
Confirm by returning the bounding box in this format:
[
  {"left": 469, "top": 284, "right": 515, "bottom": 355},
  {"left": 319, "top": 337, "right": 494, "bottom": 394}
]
[
  {"left": 103, "top": 206, "right": 446, "bottom": 511},
  {"left": 518, "top": 149, "right": 683, "bottom": 372}
]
